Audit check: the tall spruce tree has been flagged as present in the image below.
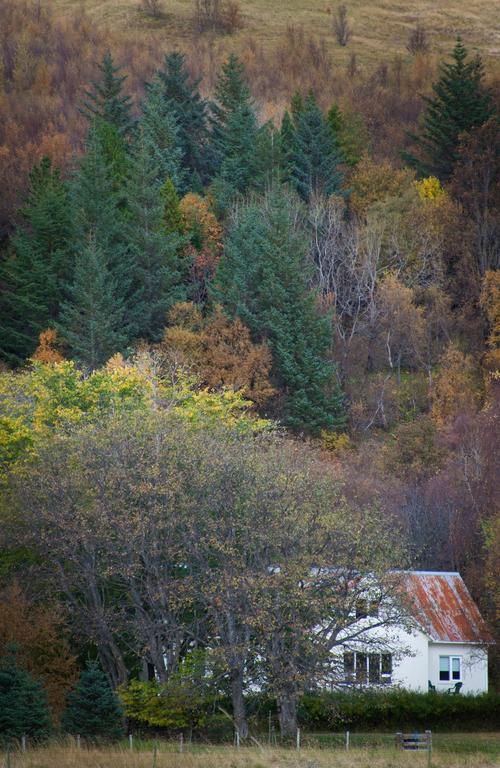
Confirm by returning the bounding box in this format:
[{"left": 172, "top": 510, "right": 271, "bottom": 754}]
[
  {"left": 0, "top": 158, "right": 74, "bottom": 364},
  {"left": 140, "top": 80, "right": 185, "bottom": 191},
  {"left": 82, "top": 52, "right": 134, "bottom": 136},
  {"left": 404, "top": 38, "right": 495, "bottom": 180},
  {"left": 61, "top": 661, "right": 124, "bottom": 740},
  {"left": 291, "top": 92, "right": 345, "bottom": 201},
  {"left": 155, "top": 52, "right": 212, "bottom": 187},
  {"left": 58, "top": 233, "right": 129, "bottom": 368},
  {"left": 214, "top": 188, "right": 345, "bottom": 433},
  {"left": 326, "top": 104, "right": 367, "bottom": 167},
  {"left": 279, "top": 109, "right": 296, "bottom": 184},
  {"left": 126, "top": 130, "right": 187, "bottom": 340},
  {"left": 71, "top": 123, "right": 128, "bottom": 253},
  {"left": 210, "top": 55, "right": 260, "bottom": 210},
  {"left": 59, "top": 124, "right": 137, "bottom": 361},
  {"left": 0, "top": 648, "right": 51, "bottom": 742}
]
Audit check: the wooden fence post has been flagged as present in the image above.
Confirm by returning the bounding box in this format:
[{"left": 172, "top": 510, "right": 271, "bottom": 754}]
[
  {"left": 345, "top": 731, "right": 350, "bottom": 750},
  {"left": 235, "top": 730, "right": 240, "bottom": 749},
  {"left": 179, "top": 733, "right": 184, "bottom": 753},
  {"left": 152, "top": 740, "right": 158, "bottom": 768},
  {"left": 129, "top": 733, "right": 133, "bottom": 751},
  {"left": 76, "top": 734, "right": 81, "bottom": 750},
  {"left": 21, "top": 735, "right": 26, "bottom": 753},
  {"left": 296, "top": 728, "right": 300, "bottom": 751}
]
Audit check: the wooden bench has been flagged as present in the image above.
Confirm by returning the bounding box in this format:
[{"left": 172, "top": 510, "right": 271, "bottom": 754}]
[{"left": 396, "top": 730, "right": 432, "bottom": 751}]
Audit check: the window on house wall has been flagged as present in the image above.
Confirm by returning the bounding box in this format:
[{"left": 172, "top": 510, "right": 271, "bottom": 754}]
[
  {"left": 439, "top": 655, "right": 461, "bottom": 682},
  {"left": 356, "top": 599, "right": 368, "bottom": 619},
  {"left": 355, "top": 599, "right": 379, "bottom": 619},
  {"left": 356, "top": 652, "right": 368, "bottom": 683},
  {"left": 344, "top": 651, "right": 354, "bottom": 682},
  {"left": 369, "top": 653, "right": 381, "bottom": 683},
  {"left": 381, "top": 653, "right": 392, "bottom": 682},
  {"left": 343, "top": 651, "right": 392, "bottom": 685}
]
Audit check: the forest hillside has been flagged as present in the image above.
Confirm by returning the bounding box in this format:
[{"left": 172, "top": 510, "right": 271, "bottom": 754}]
[{"left": 0, "top": 0, "right": 498, "bottom": 742}]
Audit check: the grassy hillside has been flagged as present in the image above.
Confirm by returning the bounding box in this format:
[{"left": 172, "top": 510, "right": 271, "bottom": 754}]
[{"left": 52, "top": 0, "right": 500, "bottom": 70}]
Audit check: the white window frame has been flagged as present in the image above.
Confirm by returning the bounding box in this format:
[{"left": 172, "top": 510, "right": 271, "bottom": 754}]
[
  {"left": 439, "top": 655, "right": 462, "bottom": 682},
  {"left": 343, "top": 650, "right": 392, "bottom": 685}
]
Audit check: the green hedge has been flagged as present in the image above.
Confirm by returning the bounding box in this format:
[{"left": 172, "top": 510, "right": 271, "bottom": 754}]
[
  {"left": 297, "top": 690, "right": 500, "bottom": 731},
  {"left": 126, "top": 689, "right": 500, "bottom": 737}
]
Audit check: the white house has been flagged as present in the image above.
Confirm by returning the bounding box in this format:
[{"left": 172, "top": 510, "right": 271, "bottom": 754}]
[{"left": 340, "top": 571, "right": 491, "bottom": 694}]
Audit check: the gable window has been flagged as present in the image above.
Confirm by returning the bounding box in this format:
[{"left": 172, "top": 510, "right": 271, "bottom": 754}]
[
  {"left": 439, "top": 655, "right": 461, "bottom": 682},
  {"left": 343, "top": 651, "right": 392, "bottom": 685}
]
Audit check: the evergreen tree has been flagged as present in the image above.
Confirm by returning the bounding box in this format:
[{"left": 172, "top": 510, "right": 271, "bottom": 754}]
[
  {"left": 326, "top": 103, "right": 367, "bottom": 167},
  {"left": 93, "top": 118, "right": 131, "bottom": 193},
  {"left": 160, "top": 177, "right": 184, "bottom": 234},
  {"left": 61, "top": 661, "right": 124, "bottom": 740},
  {"left": 404, "top": 38, "right": 495, "bottom": 180},
  {"left": 140, "top": 80, "right": 185, "bottom": 191},
  {"left": 71, "top": 123, "right": 127, "bottom": 252},
  {"left": 214, "top": 188, "right": 345, "bottom": 433},
  {"left": 70, "top": 123, "right": 135, "bottom": 321},
  {"left": 290, "top": 90, "right": 304, "bottom": 123},
  {"left": 279, "top": 109, "right": 296, "bottom": 184},
  {"left": 126, "top": 130, "right": 187, "bottom": 340},
  {"left": 210, "top": 55, "right": 260, "bottom": 210},
  {"left": 0, "top": 158, "right": 74, "bottom": 364},
  {"left": 57, "top": 233, "right": 129, "bottom": 368},
  {"left": 82, "top": 52, "right": 134, "bottom": 135},
  {"left": 155, "top": 52, "right": 212, "bottom": 186},
  {"left": 0, "top": 648, "right": 51, "bottom": 742},
  {"left": 291, "top": 92, "right": 345, "bottom": 201}
]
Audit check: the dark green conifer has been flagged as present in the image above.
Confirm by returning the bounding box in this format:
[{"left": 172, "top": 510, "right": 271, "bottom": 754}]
[
  {"left": 0, "top": 648, "right": 51, "bottom": 742},
  {"left": 126, "top": 131, "right": 187, "bottom": 340},
  {"left": 326, "top": 104, "right": 367, "bottom": 167},
  {"left": 290, "top": 90, "right": 304, "bottom": 123},
  {"left": 210, "top": 55, "right": 260, "bottom": 209},
  {"left": 279, "top": 109, "right": 296, "bottom": 184},
  {"left": 61, "top": 661, "right": 124, "bottom": 740},
  {"left": 291, "top": 92, "right": 345, "bottom": 201},
  {"left": 140, "top": 80, "right": 185, "bottom": 191},
  {"left": 59, "top": 125, "right": 136, "bottom": 362},
  {"left": 82, "top": 52, "right": 134, "bottom": 135},
  {"left": 71, "top": 124, "right": 128, "bottom": 264},
  {"left": 214, "top": 187, "right": 345, "bottom": 434},
  {"left": 155, "top": 52, "right": 213, "bottom": 186},
  {"left": 57, "top": 233, "right": 129, "bottom": 368},
  {"left": 0, "top": 158, "right": 74, "bottom": 364},
  {"left": 404, "top": 38, "right": 495, "bottom": 180},
  {"left": 160, "top": 177, "right": 184, "bottom": 234}
]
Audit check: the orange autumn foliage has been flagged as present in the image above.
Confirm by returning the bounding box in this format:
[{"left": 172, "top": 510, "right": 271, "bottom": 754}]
[
  {"left": 32, "top": 328, "right": 65, "bottom": 364},
  {"left": 180, "top": 194, "right": 224, "bottom": 286},
  {"left": 480, "top": 270, "right": 500, "bottom": 374},
  {"left": 162, "top": 303, "right": 275, "bottom": 406},
  {"left": 430, "top": 344, "right": 481, "bottom": 427},
  {"left": 0, "top": 583, "right": 78, "bottom": 718}
]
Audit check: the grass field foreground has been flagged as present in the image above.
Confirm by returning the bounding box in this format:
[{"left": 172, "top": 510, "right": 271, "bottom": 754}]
[{"left": 2, "top": 735, "right": 499, "bottom": 768}]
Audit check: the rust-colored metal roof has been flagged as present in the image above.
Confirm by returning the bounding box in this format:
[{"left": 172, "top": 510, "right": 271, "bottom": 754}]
[{"left": 403, "top": 571, "right": 493, "bottom": 644}]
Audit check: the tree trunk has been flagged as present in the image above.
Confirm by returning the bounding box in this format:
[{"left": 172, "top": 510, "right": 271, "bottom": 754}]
[
  {"left": 98, "top": 637, "right": 129, "bottom": 688},
  {"left": 230, "top": 665, "right": 249, "bottom": 739},
  {"left": 277, "top": 688, "right": 298, "bottom": 739}
]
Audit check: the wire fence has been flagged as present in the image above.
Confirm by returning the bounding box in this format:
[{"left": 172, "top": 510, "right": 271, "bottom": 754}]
[{"left": 2, "top": 730, "right": 499, "bottom": 757}]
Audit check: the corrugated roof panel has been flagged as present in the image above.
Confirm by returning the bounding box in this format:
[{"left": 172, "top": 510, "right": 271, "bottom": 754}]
[{"left": 404, "top": 572, "right": 493, "bottom": 644}]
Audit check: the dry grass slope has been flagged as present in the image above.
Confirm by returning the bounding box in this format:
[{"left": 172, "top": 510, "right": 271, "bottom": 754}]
[{"left": 51, "top": 0, "right": 500, "bottom": 70}]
